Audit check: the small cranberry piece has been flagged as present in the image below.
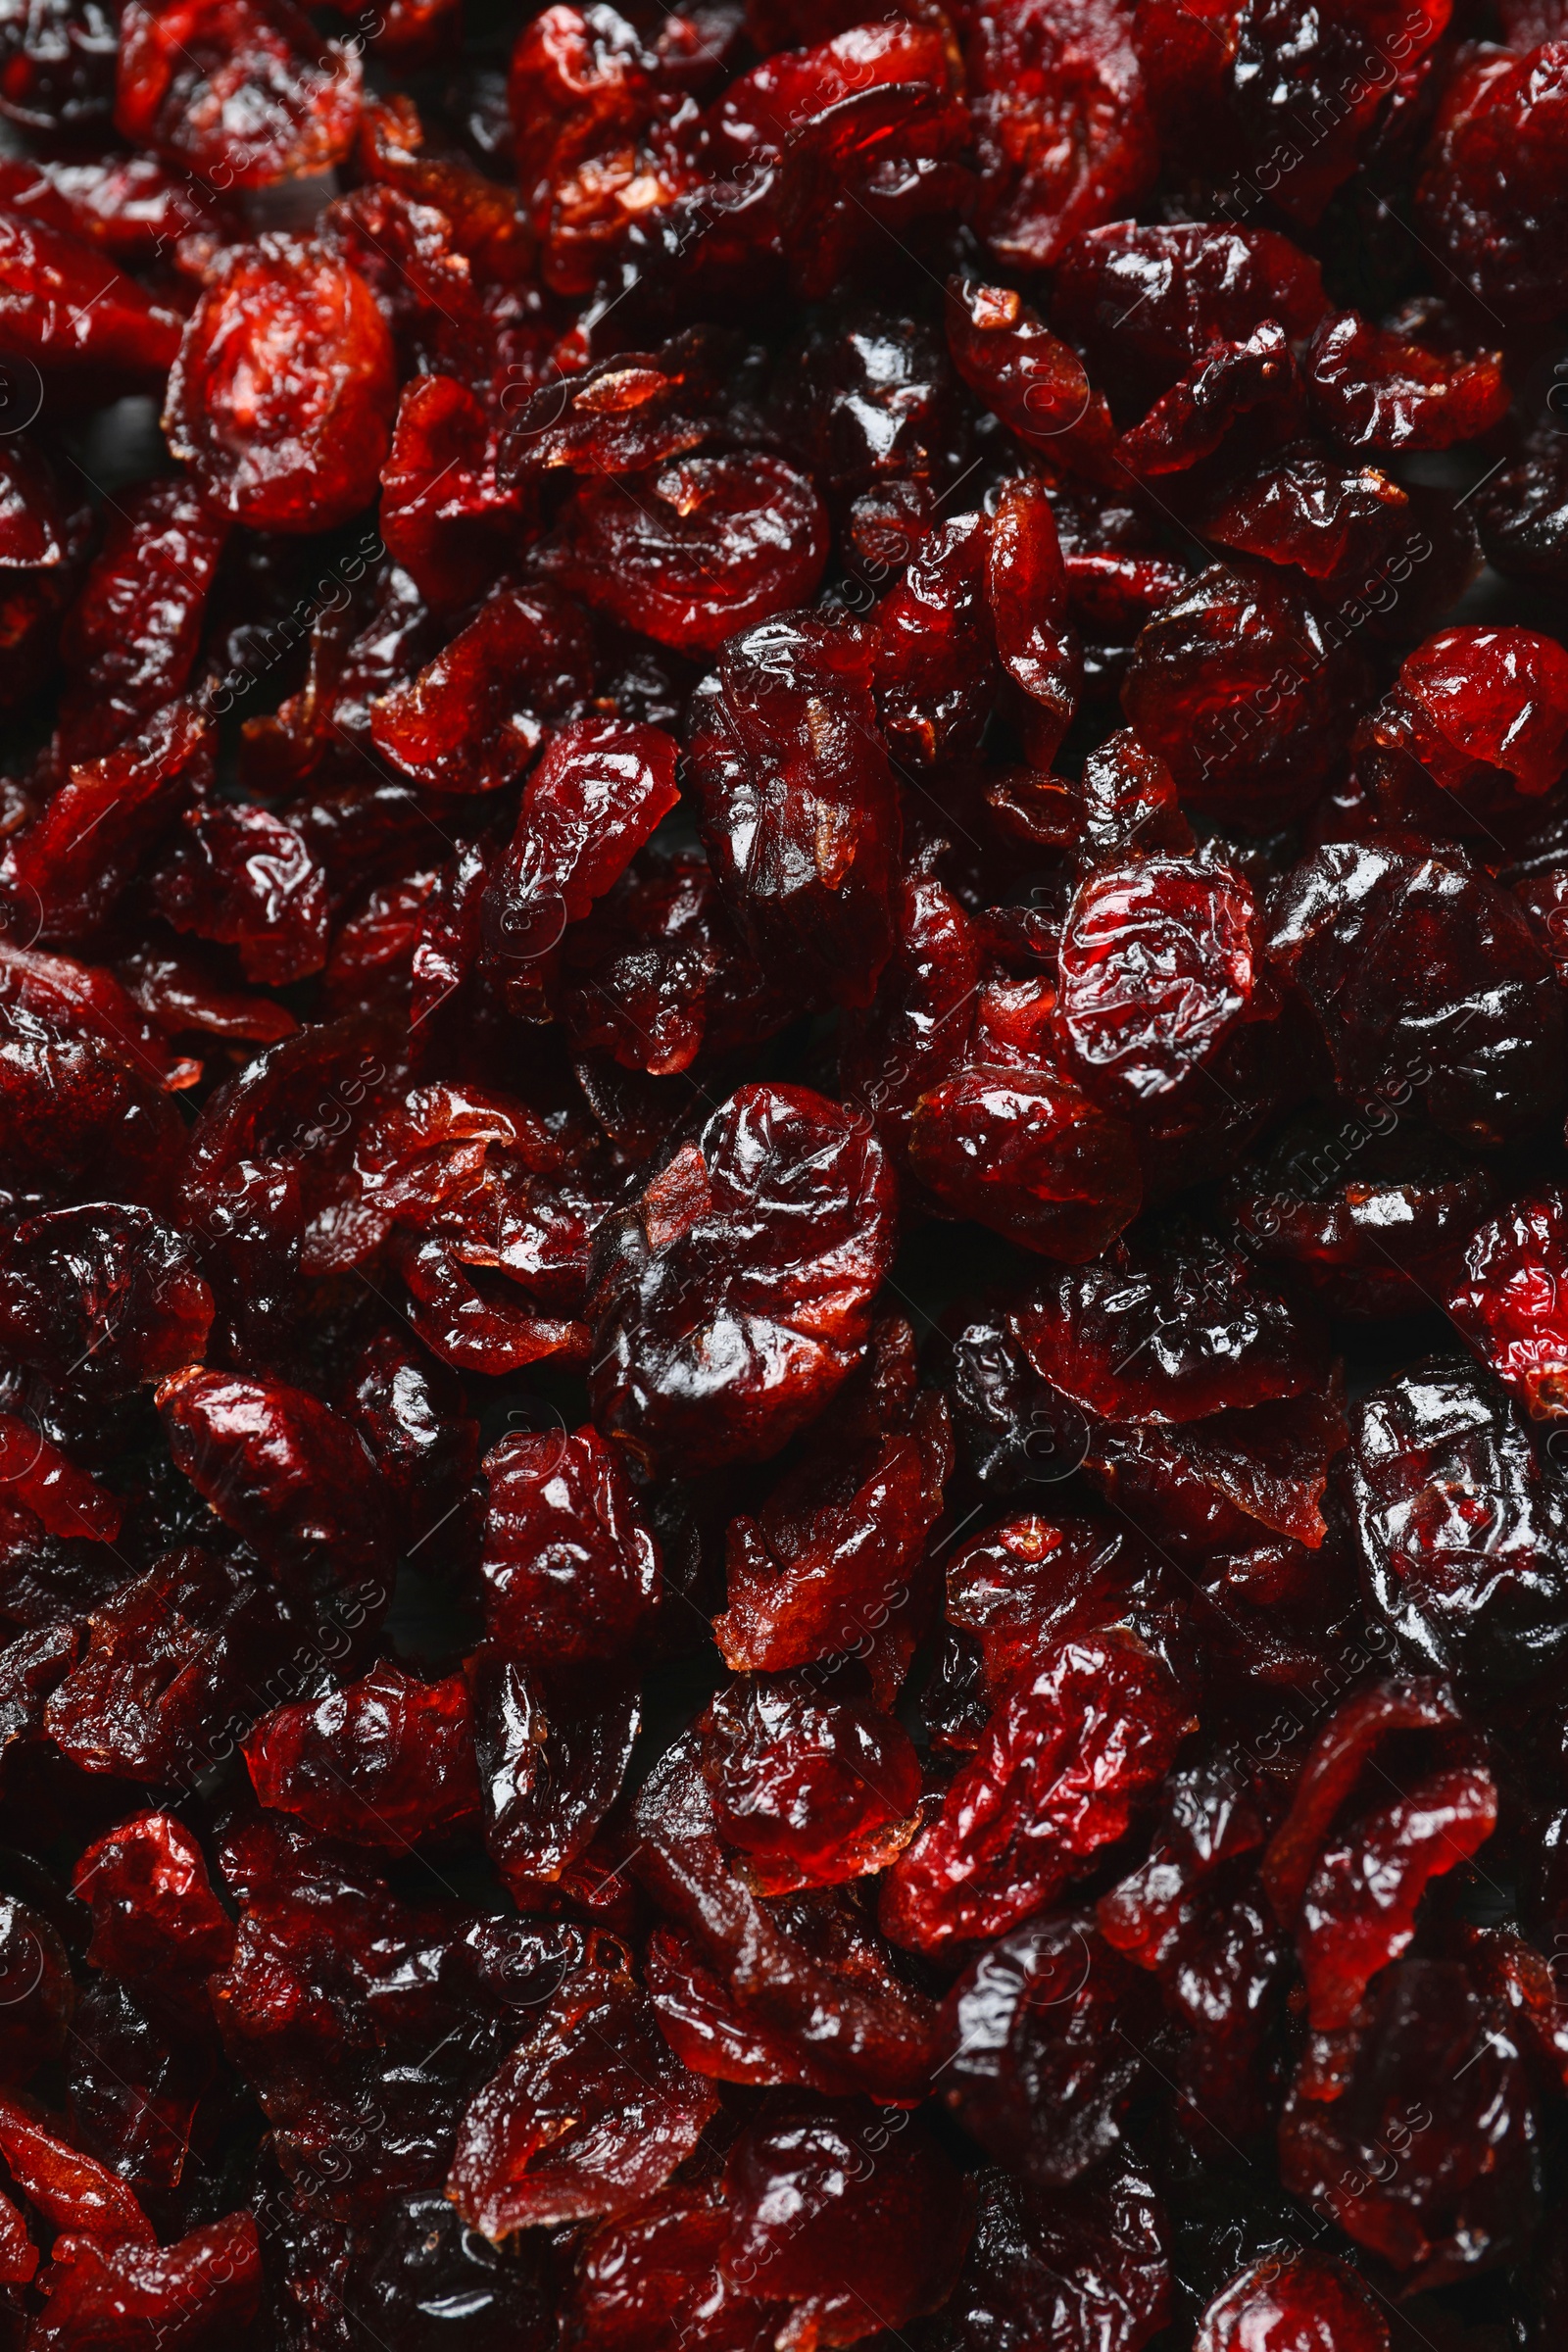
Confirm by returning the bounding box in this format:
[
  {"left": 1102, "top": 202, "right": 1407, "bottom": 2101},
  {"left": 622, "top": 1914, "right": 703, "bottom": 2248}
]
[
  {"left": 989, "top": 474, "right": 1081, "bottom": 763},
  {"left": 0, "top": 2088, "right": 155, "bottom": 2244},
  {"left": 873, "top": 510, "right": 998, "bottom": 767},
  {"left": 2, "top": 699, "right": 211, "bottom": 947},
  {"left": 1115, "top": 321, "right": 1304, "bottom": 479},
  {"left": 1416, "top": 40, "right": 1568, "bottom": 318},
  {"left": 1228, "top": 0, "right": 1449, "bottom": 223},
  {"left": 45, "top": 1548, "right": 293, "bottom": 1782},
  {"left": 1349, "top": 1358, "right": 1568, "bottom": 1690},
  {"left": 924, "top": 2163, "right": 1169, "bottom": 2352},
  {"left": 1473, "top": 428, "right": 1568, "bottom": 591},
  {"left": 1448, "top": 1191, "right": 1568, "bottom": 1418},
  {"left": 697, "top": 1670, "right": 922, "bottom": 1894},
  {"left": 57, "top": 478, "right": 226, "bottom": 766},
  {"left": 379, "top": 374, "right": 516, "bottom": 613},
  {"left": 1227, "top": 1111, "right": 1496, "bottom": 1318},
  {"left": 1121, "top": 561, "right": 1366, "bottom": 830},
  {"left": 714, "top": 1381, "right": 951, "bottom": 1683},
  {"left": 470, "top": 1652, "right": 639, "bottom": 1896},
  {"left": 910, "top": 1058, "right": 1143, "bottom": 1262},
  {"left": 561, "top": 845, "right": 787, "bottom": 1078},
  {"left": 1298, "top": 1763, "right": 1496, "bottom": 2030},
  {"left": 1306, "top": 309, "right": 1509, "bottom": 452},
  {"left": 881, "top": 1629, "right": 1192, "bottom": 1952},
  {"left": 0, "top": 0, "right": 117, "bottom": 136},
  {"left": 589, "top": 1084, "right": 897, "bottom": 1474},
  {"left": 947, "top": 275, "right": 1116, "bottom": 473},
  {"left": 510, "top": 3, "right": 705, "bottom": 296},
  {"left": 0, "top": 207, "right": 181, "bottom": 376},
  {"left": 967, "top": 0, "right": 1155, "bottom": 268},
  {"left": 1009, "top": 1239, "right": 1327, "bottom": 1425},
  {"left": 0, "top": 1203, "right": 212, "bottom": 1395},
  {"left": 1087, "top": 1386, "right": 1348, "bottom": 1557},
  {"left": 940, "top": 1915, "right": 1153, "bottom": 2183},
  {"left": 447, "top": 1936, "right": 717, "bottom": 2236},
  {"left": 721, "top": 2099, "right": 973, "bottom": 2346},
  {"left": 481, "top": 715, "right": 679, "bottom": 1015},
  {"left": 157, "top": 1366, "right": 392, "bottom": 1598},
  {"left": 244, "top": 1661, "right": 480, "bottom": 1845},
  {"left": 1194, "top": 2252, "right": 1388, "bottom": 2352},
  {"left": 1053, "top": 223, "right": 1328, "bottom": 421},
  {"left": 369, "top": 584, "right": 596, "bottom": 794},
  {"left": 547, "top": 454, "right": 828, "bottom": 656},
  {"left": 116, "top": 0, "right": 359, "bottom": 183},
  {"left": 1058, "top": 855, "right": 1260, "bottom": 1102},
  {"left": 689, "top": 613, "right": 901, "bottom": 1010},
  {"left": 481, "top": 1425, "right": 662, "bottom": 1662},
  {"left": 841, "top": 875, "right": 982, "bottom": 1157},
  {"left": 27, "top": 2210, "right": 261, "bottom": 2351},
  {"left": 1279, "top": 1957, "right": 1539, "bottom": 2287},
  {"left": 165, "top": 236, "right": 396, "bottom": 533},
  {"left": 0, "top": 2185, "right": 32, "bottom": 2286},
  {"left": 1261, "top": 1675, "right": 1463, "bottom": 1912},
  {"left": 634, "top": 1737, "right": 938, "bottom": 2101},
  {"left": 152, "top": 801, "right": 330, "bottom": 986},
  {"left": 946, "top": 1513, "right": 1166, "bottom": 1693},
  {"left": 1267, "top": 838, "right": 1565, "bottom": 1148},
  {"left": 72, "top": 1812, "right": 234, "bottom": 1985}
]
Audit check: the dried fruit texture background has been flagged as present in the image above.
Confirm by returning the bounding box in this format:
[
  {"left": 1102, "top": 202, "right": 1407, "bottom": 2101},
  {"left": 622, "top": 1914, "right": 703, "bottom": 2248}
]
[{"left": 5, "top": 0, "right": 1568, "bottom": 2342}]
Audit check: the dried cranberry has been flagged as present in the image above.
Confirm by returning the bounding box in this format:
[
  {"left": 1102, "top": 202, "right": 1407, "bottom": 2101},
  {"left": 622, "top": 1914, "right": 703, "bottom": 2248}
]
[
  {"left": 881, "top": 1630, "right": 1192, "bottom": 1952},
  {"left": 589, "top": 1084, "right": 897, "bottom": 1473},
  {"left": 165, "top": 236, "right": 396, "bottom": 532},
  {"left": 1348, "top": 1357, "right": 1568, "bottom": 1690},
  {"left": 688, "top": 612, "right": 902, "bottom": 1011}
]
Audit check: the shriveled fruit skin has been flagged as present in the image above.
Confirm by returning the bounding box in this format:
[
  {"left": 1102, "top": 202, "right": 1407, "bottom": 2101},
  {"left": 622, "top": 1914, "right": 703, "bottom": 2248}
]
[
  {"left": 1279, "top": 1958, "right": 1540, "bottom": 2290},
  {"left": 881, "top": 1630, "right": 1193, "bottom": 1952},
  {"left": 967, "top": 0, "right": 1156, "bottom": 270},
  {"left": 116, "top": 0, "right": 361, "bottom": 185},
  {"left": 1009, "top": 1240, "right": 1328, "bottom": 1426},
  {"left": 1348, "top": 1356, "right": 1568, "bottom": 1691},
  {"left": 547, "top": 456, "right": 829, "bottom": 653},
  {"left": 588, "top": 1084, "right": 898, "bottom": 1473},
  {"left": 912, "top": 2163, "right": 1170, "bottom": 2352},
  {"left": 480, "top": 1424, "right": 662, "bottom": 1662},
  {"left": 447, "top": 1936, "right": 717, "bottom": 2237},
  {"left": 1194, "top": 2251, "right": 1388, "bottom": 2352},
  {"left": 1447, "top": 1191, "right": 1568, "bottom": 1418},
  {"left": 1121, "top": 562, "right": 1367, "bottom": 830},
  {"left": 688, "top": 612, "right": 902, "bottom": 1013},
  {"left": 1416, "top": 39, "right": 1568, "bottom": 318},
  {"left": 1266, "top": 839, "right": 1565, "bottom": 1149},
  {"left": 164, "top": 236, "right": 396, "bottom": 533}
]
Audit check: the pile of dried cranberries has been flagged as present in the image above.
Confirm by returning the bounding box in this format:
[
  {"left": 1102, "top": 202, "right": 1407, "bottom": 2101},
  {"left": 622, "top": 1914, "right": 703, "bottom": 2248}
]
[{"left": 6, "top": 0, "right": 1568, "bottom": 2341}]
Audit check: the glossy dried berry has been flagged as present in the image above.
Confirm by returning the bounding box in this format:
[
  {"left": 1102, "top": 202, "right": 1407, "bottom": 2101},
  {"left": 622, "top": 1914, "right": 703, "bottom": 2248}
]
[
  {"left": 1348, "top": 1357, "right": 1568, "bottom": 1690},
  {"left": 882, "top": 1630, "right": 1191, "bottom": 1952},
  {"left": 165, "top": 236, "right": 396, "bottom": 533},
  {"left": 689, "top": 613, "right": 901, "bottom": 1011},
  {"left": 1266, "top": 839, "right": 1565, "bottom": 1148},
  {"left": 245, "top": 1661, "right": 480, "bottom": 1844},
  {"left": 448, "top": 1935, "right": 717, "bottom": 2236},
  {"left": 1194, "top": 2252, "right": 1387, "bottom": 2352},
  {"left": 547, "top": 455, "right": 829, "bottom": 655},
  {"left": 481, "top": 1424, "right": 662, "bottom": 1662},
  {"left": 1009, "top": 1239, "right": 1327, "bottom": 1425},
  {"left": 589, "top": 1084, "right": 897, "bottom": 1473}
]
